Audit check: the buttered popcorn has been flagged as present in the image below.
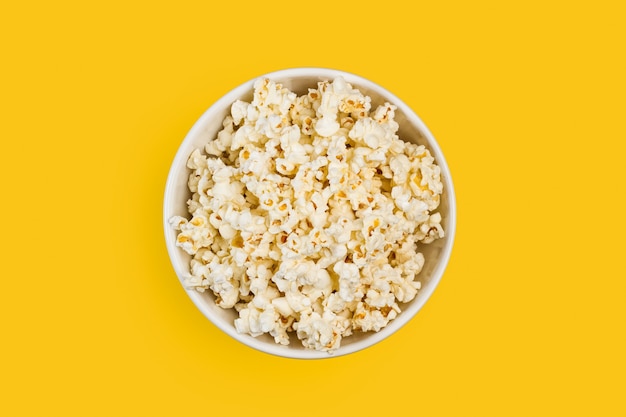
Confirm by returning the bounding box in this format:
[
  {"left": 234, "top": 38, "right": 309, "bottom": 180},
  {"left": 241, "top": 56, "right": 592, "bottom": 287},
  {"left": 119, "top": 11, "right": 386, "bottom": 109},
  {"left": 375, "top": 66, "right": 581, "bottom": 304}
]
[{"left": 171, "top": 77, "right": 445, "bottom": 352}]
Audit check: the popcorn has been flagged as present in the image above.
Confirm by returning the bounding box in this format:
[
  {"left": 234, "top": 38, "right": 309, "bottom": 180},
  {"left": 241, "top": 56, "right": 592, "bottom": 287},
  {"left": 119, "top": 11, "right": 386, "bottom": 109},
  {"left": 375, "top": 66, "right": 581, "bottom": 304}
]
[
  {"left": 333, "top": 261, "right": 363, "bottom": 303},
  {"left": 171, "top": 76, "right": 445, "bottom": 352}
]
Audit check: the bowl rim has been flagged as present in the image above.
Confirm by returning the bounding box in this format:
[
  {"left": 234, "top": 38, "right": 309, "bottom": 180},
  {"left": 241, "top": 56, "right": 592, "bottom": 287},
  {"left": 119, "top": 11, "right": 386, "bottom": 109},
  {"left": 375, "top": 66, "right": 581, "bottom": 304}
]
[{"left": 163, "top": 67, "right": 456, "bottom": 359}]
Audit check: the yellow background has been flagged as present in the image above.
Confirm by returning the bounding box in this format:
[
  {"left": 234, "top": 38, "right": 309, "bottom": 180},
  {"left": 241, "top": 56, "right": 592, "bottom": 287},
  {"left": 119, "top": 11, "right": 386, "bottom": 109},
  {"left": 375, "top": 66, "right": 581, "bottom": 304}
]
[{"left": 2, "top": 0, "right": 624, "bottom": 415}]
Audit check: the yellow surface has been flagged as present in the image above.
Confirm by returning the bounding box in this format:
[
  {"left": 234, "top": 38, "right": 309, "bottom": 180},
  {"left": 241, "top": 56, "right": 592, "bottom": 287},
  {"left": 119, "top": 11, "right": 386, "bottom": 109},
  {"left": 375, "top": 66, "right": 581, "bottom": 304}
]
[{"left": 1, "top": 1, "right": 624, "bottom": 415}]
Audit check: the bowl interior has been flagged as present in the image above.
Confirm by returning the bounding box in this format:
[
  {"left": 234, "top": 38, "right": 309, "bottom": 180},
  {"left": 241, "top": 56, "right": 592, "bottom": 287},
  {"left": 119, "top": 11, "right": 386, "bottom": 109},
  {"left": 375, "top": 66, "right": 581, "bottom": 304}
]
[{"left": 164, "top": 68, "right": 456, "bottom": 359}]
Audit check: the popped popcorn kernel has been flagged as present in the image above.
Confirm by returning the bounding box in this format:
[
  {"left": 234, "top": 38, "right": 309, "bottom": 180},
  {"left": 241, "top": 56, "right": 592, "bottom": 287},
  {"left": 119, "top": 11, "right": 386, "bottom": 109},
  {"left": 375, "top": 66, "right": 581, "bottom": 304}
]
[{"left": 171, "top": 76, "right": 445, "bottom": 352}]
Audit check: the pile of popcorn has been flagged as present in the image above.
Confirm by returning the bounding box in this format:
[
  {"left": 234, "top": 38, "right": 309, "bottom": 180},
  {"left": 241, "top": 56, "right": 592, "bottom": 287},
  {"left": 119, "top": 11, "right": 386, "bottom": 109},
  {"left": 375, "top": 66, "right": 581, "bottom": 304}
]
[{"left": 170, "top": 76, "right": 444, "bottom": 352}]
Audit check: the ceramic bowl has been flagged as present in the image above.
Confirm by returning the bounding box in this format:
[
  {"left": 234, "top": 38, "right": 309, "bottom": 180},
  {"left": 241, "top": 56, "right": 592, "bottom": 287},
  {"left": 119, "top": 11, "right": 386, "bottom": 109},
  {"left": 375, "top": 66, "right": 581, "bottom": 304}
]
[{"left": 163, "top": 68, "right": 456, "bottom": 359}]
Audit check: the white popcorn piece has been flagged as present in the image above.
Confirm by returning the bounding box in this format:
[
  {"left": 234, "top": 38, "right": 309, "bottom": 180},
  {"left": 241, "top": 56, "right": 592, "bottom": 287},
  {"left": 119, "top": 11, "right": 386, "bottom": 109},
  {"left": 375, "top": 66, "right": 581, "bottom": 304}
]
[
  {"left": 171, "top": 76, "right": 446, "bottom": 352},
  {"left": 372, "top": 102, "right": 399, "bottom": 134},
  {"left": 314, "top": 116, "right": 340, "bottom": 137},
  {"left": 285, "top": 283, "right": 312, "bottom": 313},
  {"left": 349, "top": 118, "right": 388, "bottom": 150},
  {"left": 251, "top": 78, "right": 297, "bottom": 118},
  {"left": 390, "top": 154, "right": 411, "bottom": 184},
  {"left": 352, "top": 301, "right": 399, "bottom": 332},
  {"left": 333, "top": 261, "right": 362, "bottom": 302},
  {"left": 293, "top": 310, "right": 345, "bottom": 352},
  {"left": 170, "top": 214, "right": 216, "bottom": 255},
  {"left": 271, "top": 296, "right": 294, "bottom": 317}
]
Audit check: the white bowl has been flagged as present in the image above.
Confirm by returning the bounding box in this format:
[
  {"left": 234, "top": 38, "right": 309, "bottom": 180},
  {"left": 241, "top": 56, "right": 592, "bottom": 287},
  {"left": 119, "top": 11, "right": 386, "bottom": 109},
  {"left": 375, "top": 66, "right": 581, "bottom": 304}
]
[{"left": 163, "top": 68, "right": 456, "bottom": 359}]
